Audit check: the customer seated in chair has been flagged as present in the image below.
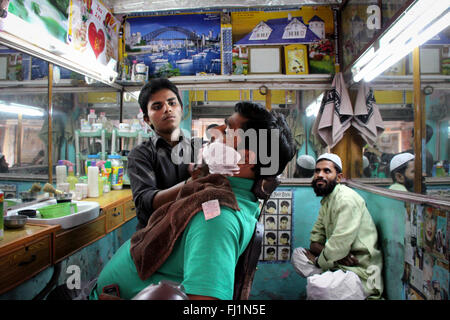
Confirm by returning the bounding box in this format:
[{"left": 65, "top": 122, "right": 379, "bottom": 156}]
[
  {"left": 89, "top": 101, "right": 296, "bottom": 300},
  {"left": 291, "top": 153, "right": 383, "bottom": 300}
]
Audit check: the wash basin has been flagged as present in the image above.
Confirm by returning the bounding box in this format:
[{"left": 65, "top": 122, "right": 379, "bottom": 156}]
[{"left": 7, "top": 199, "right": 100, "bottom": 229}]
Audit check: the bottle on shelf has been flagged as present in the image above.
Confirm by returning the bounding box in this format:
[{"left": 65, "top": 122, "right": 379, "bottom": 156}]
[
  {"left": 98, "top": 112, "right": 113, "bottom": 133},
  {"left": 87, "top": 109, "right": 97, "bottom": 127}
]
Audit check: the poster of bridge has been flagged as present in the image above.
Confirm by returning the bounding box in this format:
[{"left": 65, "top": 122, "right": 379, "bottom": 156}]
[{"left": 124, "top": 13, "right": 221, "bottom": 77}]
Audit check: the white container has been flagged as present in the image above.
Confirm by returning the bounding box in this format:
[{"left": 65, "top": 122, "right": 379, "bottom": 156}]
[
  {"left": 92, "top": 123, "right": 103, "bottom": 131},
  {"left": 75, "top": 183, "right": 85, "bottom": 200},
  {"left": 87, "top": 109, "right": 97, "bottom": 126},
  {"left": 82, "top": 183, "right": 88, "bottom": 198},
  {"left": 87, "top": 166, "right": 99, "bottom": 197},
  {"left": 57, "top": 182, "right": 70, "bottom": 194},
  {"left": 118, "top": 122, "right": 130, "bottom": 132},
  {"left": 56, "top": 162, "right": 67, "bottom": 186},
  {"left": 80, "top": 119, "right": 91, "bottom": 132}
]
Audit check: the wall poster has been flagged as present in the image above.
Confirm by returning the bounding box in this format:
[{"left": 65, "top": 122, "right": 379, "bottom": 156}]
[
  {"left": 402, "top": 203, "right": 449, "bottom": 300},
  {"left": 124, "top": 13, "right": 221, "bottom": 77},
  {"left": 259, "top": 189, "right": 293, "bottom": 263}
]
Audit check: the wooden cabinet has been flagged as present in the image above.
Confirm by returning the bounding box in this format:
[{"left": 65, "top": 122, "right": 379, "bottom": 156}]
[
  {"left": 0, "top": 224, "right": 58, "bottom": 295},
  {"left": 0, "top": 189, "right": 134, "bottom": 295},
  {"left": 105, "top": 205, "right": 124, "bottom": 232},
  {"left": 123, "top": 199, "right": 136, "bottom": 221},
  {"left": 54, "top": 215, "right": 106, "bottom": 263}
]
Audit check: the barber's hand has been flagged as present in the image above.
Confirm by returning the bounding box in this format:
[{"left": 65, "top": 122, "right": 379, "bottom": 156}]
[
  {"left": 303, "top": 249, "right": 317, "bottom": 263},
  {"left": 337, "top": 253, "right": 359, "bottom": 266},
  {"left": 188, "top": 163, "right": 210, "bottom": 181}
]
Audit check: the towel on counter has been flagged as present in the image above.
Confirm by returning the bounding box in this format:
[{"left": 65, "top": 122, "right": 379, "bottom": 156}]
[
  {"left": 352, "top": 83, "right": 384, "bottom": 146},
  {"left": 312, "top": 72, "right": 353, "bottom": 148},
  {"left": 130, "top": 174, "right": 240, "bottom": 281}
]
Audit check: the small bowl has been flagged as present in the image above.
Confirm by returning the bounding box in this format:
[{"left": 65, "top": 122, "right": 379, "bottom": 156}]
[
  {"left": 4, "top": 215, "right": 28, "bottom": 229},
  {"left": 18, "top": 209, "right": 37, "bottom": 218}
]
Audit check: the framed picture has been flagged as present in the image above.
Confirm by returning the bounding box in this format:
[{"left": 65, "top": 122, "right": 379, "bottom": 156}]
[
  {"left": 248, "top": 46, "right": 282, "bottom": 74},
  {"left": 407, "top": 47, "right": 441, "bottom": 74},
  {"left": 284, "top": 44, "right": 309, "bottom": 75}
]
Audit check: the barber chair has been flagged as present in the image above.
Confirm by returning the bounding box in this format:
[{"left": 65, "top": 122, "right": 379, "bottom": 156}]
[{"left": 233, "top": 221, "right": 264, "bottom": 300}]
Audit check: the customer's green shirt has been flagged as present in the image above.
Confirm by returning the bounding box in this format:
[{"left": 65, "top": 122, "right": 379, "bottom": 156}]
[
  {"left": 90, "top": 176, "right": 260, "bottom": 300},
  {"left": 310, "top": 184, "right": 384, "bottom": 299},
  {"left": 388, "top": 183, "right": 408, "bottom": 192}
]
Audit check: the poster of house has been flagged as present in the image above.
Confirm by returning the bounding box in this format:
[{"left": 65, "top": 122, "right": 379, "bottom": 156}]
[
  {"left": 231, "top": 7, "right": 335, "bottom": 74},
  {"left": 124, "top": 13, "right": 221, "bottom": 77}
]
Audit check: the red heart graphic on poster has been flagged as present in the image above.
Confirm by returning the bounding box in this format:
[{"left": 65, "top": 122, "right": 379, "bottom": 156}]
[{"left": 88, "top": 22, "right": 105, "bottom": 59}]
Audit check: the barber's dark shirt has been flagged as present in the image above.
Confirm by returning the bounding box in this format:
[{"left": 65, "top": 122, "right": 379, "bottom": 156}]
[{"left": 128, "top": 133, "right": 197, "bottom": 230}]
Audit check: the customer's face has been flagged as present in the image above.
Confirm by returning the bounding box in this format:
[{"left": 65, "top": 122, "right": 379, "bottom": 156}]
[
  {"left": 214, "top": 112, "right": 248, "bottom": 150},
  {"left": 145, "top": 88, "right": 182, "bottom": 136},
  {"left": 312, "top": 160, "right": 342, "bottom": 196}
]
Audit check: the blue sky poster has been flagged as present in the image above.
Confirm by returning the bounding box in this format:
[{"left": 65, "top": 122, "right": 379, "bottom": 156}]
[{"left": 124, "top": 13, "right": 221, "bottom": 76}]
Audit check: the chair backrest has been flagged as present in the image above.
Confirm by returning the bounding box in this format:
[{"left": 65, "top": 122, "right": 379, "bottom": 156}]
[{"left": 233, "top": 221, "right": 264, "bottom": 300}]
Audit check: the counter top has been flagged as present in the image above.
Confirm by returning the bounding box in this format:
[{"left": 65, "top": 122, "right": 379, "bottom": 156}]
[
  {"left": 0, "top": 223, "right": 60, "bottom": 255},
  {"left": 82, "top": 188, "right": 133, "bottom": 210}
]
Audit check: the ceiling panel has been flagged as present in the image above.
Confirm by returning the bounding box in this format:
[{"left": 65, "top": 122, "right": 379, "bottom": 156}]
[{"left": 109, "top": 0, "right": 342, "bottom": 14}]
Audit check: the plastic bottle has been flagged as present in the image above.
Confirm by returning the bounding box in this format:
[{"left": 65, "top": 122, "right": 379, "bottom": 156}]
[
  {"left": 96, "top": 161, "right": 108, "bottom": 194},
  {"left": 87, "top": 161, "right": 99, "bottom": 198},
  {"left": 104, "top": 159, "right": 112, "bottom": 188},
  {"left": 85, "top": 154, "right": 100, "bottom": 176},
  {"left": 56, "top": 160, "right": 67, "bottom": 186},
  {"left": 99, "top": 112, "right": 113, "bottom": 133},
  {"left": 65, "top": 162, "right": 78, "bottom": 192},
  {"left": 109, "top": 155, "right": 124, "bottom": 190},
  {"left": 87, "top": 109, "right": 97, "bottom": 127}
]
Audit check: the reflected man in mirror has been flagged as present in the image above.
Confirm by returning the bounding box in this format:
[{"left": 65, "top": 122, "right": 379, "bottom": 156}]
[
  {"left": 291, "top": 153, "right": 383, "bottom": 300},
  {"left": 0, "top": 153, "right": 8, "bottom": 173},
  {"left": 388, "top": 152, "right": 415, "bottom": 192}
]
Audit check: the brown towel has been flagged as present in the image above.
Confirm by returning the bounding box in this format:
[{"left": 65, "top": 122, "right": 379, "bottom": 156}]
[
  {"left": 352, "top": 83, "right": 384, "bottom": 146},
  {"left": 312, "top": 72, "right": 353, "bottom": 148},
  {"left": 130, "top": 174, "right": 241, "bottom": 281}
]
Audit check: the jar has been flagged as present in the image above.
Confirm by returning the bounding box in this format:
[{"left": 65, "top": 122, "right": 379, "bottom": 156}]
[{"left": 109, "top": 155, "right": 124, "bottom": 190}]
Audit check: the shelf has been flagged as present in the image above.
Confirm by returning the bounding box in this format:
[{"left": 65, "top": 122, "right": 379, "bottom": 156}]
[
  {"left": 349, "top": 75, "right": 450, "bottom": 91},
  {"left": 118, "top": 74, "right": 334, "bottom": 90}
]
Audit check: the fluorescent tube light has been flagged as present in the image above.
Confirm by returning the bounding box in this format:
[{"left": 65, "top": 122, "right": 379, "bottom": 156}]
[
  {"left": 0, "top": 13, "right": 118, "bottom": 86},
  {"left": 0, "top": 101, "right": 44, "bottom": 117},
  {"left": 352, "top": 0, "right": 450, "bottom": 83}
]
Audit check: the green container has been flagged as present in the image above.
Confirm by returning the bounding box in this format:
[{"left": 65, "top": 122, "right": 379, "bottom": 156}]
[{"left": 38, "top": 202, "right": 78, "bottom": 219}]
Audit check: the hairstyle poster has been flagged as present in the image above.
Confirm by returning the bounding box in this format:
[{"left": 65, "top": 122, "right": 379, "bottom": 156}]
[
  {"left": 402, "top": 203, "right": 449, "bottom": 300},
  {"left": 260, "top": 189, "right": 293, "bottom": 263},
  {"left": 124, "top": 13, "right": 221, "bottom": 77}
]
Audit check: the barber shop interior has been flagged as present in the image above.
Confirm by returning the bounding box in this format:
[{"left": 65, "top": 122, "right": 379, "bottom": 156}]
[{"left": 0, "top": 0, "right": 449, "bottom": 304}]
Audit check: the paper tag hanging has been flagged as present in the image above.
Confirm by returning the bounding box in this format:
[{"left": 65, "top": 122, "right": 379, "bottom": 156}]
[{"left": 202, "top": 199, "right": 221, "bottom": 221}]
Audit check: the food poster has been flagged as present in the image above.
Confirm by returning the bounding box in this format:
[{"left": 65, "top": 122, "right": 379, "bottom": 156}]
[
  {"left": 260, "top": 190, "right": 293, "bottom": 263},
  {"left": 123, "top": 13, "right": 221, "bottom": 77},
  {"left": 231, "top": 7, "right": 335, "bottom": 74},
  {"left": 402, "top": 203, "right": 449, "bottom": 300},
  {"left": 68, "top": 0, "right": 119, "bottom": 67}
]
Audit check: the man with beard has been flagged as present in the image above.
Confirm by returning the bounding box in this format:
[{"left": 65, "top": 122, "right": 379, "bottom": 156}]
[
  {"left": 388, "top": 152, "right": 415, "bottom": 192},
  {"left": 291, "top": 153, "right": 383, "bottom": 300}
]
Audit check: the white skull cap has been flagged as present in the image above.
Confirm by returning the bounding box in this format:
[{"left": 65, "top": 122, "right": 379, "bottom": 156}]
[
  {"left": 390, "top": 152, "right": 414, "bottom": 173},
  {"left": 317, "top": 153, "right": 342, "bottom": 171},
  {"left": 297, "top": 154, "right": 316, "bottom": 170},
  {"left": 363, "top": 156, "right": 369, "bottom": 169}
]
